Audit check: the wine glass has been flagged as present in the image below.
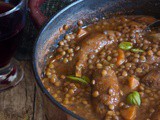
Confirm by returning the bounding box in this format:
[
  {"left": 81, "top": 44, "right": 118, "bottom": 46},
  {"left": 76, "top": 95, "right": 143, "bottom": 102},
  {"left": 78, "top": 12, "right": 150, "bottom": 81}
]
[{"left": 0, "top": 0, "right": 27, "bottom": 91}]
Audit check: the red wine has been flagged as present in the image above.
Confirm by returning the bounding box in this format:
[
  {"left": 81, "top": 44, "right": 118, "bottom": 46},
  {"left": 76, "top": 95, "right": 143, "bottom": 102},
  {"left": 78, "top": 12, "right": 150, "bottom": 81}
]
[
  {"left": 0, "top": 2, "right": 14, "bottom": 13},
  {"left": 0, "top": 1, "right": 25, "bottom": 67}
]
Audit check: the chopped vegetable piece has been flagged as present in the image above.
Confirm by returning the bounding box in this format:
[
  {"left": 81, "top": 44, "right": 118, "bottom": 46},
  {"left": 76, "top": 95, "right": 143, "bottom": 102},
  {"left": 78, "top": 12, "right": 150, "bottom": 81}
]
[
  {"left": 77, "top": 28, "right": 87, "bottom": 38},
  {"left": 127, "top": 91, "right": 141, "bottom": 106},
  {"left": 131, "top": 49, "right": 144, "bottom": 53},
  {"left": 128, "top": 76, "right": 140, "bottom": 90},
  {"left": 120, "top": 106, "right": 137, "bottom": 120},
  {"left": 136, "top": 16, "right": 156, "bottom": 23},
  {"left": 119, "top": 42, "right": 133, "bottom": 50},
  {"left": 67, "top": 75, "right": 89, "bottom": 84},
  {"left": 116, "top": 49, "right": 125, "bottom": 66}
]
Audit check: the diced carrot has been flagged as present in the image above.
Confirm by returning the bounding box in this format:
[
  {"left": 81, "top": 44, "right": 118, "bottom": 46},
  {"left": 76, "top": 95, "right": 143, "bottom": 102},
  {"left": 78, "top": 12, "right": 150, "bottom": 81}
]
[
  {"left": 75, "top": 69, "right": 82, "bottom": 77},
  {"left": 55, "top": 55, "right": 63, "bottom": 60},
  {"left": 116, "top": 49, "right": 125, "bottom": 66},
  {"left": 136, "top": 16, "right": 156, "bottom": 24},
  {"left": 128, "top": 76, "right": 140, "bottom": 90},
  {"left": 77, "top": 28, "right": 87, "bottom": 38},
  {"left": 120, "top": 106, "right": 137, "bottom": 120},
  {"left": 75, "top": 62, "right": 82, "bottom": 77}
]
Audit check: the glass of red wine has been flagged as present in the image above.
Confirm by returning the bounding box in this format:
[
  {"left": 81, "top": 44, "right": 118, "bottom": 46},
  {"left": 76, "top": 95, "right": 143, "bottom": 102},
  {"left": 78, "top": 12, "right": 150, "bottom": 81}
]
[{"left": 0, "top": 0, "right": 26, "bottom": 91}]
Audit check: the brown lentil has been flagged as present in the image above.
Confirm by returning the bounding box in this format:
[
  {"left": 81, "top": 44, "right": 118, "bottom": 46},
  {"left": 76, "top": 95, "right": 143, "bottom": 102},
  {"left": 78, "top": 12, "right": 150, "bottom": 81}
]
[
  {"left": 43, "top": 16, "right": 160, "bottom": 120},
  {"left": 92, "top": 91, "right": 99, "bottom": 97}
]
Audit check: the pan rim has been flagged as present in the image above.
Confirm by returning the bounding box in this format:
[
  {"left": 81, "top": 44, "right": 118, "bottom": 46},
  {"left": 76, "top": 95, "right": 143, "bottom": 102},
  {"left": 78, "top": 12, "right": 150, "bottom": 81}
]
[{"left": 32, "top": 0, "right": 84, "bottom": 119}]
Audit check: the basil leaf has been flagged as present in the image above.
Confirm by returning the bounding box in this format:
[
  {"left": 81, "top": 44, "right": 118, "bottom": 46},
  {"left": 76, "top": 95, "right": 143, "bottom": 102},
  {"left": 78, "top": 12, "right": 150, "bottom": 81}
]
[
  {"left": 131, "top": 48, "right": 144, "bottom": 53},
  {"left": 127, "top": 91, "right": 141, "bottom": 106},
  {"left": 67, "top": 76, "right": 88, "bottom": 84},
  {"left": 133, "top": 91, "right": 141, "bottom": 106},
  {"left": 82, "top": 76, "right": 91, "bottom": 83},
  {"left": 119, "top": 42, "right": 133, "bottom": 50}
]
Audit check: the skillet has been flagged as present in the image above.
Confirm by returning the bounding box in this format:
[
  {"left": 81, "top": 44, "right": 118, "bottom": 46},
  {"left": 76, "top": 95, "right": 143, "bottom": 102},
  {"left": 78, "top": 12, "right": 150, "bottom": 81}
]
[{"left": 32, "top": 0, "right": 160, "bottom": 119}]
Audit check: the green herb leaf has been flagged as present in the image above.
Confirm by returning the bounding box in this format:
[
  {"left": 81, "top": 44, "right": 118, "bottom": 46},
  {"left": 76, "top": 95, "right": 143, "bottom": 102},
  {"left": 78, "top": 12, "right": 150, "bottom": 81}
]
[
  {"left": 82, "top": 76, "right": 91, "bottom": 83},
  {"left": 110, "top": 64, "right": 115, "bottom": 68},
  {"left": 67, "top": 76, "right": 89, "bottom": 84},
  {"left": 131, "top": 48, "right": 144, "bottom": 53},
  {"left": 127, "top": 91, "right": 141, "bottom": 106},
  {"left": 119, "top": 42, "right": 133, "bottom": 50}
]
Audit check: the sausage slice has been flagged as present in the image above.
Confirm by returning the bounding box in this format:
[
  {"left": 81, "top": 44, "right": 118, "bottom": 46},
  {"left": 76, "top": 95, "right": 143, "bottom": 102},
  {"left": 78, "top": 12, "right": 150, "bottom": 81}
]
[
  {"left": 92, "top": 67, "right": 120, "bottom": 118},
  {"left": 151, "top": 107, "right": 160, "bottom": 120},
  {"left": 142, "top": 68, "right": 160, "bottom": 89},
  {"left": 75, "top": 33, "right": 116, "bottom": 77}
]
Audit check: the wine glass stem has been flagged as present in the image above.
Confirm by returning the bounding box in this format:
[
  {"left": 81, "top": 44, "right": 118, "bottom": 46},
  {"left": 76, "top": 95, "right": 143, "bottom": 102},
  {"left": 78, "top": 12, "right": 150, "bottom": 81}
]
[{"left": 0, "top": 58, "right": 24, "bottom": 92}]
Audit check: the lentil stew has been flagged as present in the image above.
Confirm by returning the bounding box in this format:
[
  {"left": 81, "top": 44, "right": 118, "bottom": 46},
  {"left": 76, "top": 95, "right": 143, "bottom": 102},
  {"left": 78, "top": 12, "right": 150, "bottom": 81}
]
[{"left": 42, "top": 16, "right": 160, "bottom": 120}]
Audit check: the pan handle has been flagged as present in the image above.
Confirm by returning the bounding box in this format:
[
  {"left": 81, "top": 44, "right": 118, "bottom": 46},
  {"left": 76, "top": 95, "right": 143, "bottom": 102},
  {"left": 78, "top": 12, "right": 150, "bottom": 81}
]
[{"left": 29, "top": 0, "right": 48, "bottom": 28}]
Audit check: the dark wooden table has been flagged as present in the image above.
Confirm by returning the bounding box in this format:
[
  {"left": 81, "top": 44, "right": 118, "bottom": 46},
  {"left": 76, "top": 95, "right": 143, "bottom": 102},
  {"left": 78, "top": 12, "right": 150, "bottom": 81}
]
[
  {"left": 0, "top": 1, "right": 77, "bottom": 120},
  {"left": 0, "top": 61, "right": 69, "bottom": 120},
  {"left": 0, "top": 62, "right": 46, "bottom": 120}
]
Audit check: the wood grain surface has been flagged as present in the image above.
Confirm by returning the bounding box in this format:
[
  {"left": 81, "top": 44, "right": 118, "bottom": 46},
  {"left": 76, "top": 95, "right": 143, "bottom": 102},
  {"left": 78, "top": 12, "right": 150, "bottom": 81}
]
[
  {"left": 0, "top": 61, "right": 45, "bottom": 120},
  {"left": 0, "top": 61, "right": 69, "bottom": 120},
  {"left": 0, "top": 1, "right": 77, "bottom": 120}
]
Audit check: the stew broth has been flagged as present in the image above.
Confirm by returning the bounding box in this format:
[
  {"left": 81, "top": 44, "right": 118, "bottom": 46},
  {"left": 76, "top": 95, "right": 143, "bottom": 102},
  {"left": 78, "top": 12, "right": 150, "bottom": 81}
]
[{"left": 42, "top": 16, "right": 160, "bottom": 120}]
